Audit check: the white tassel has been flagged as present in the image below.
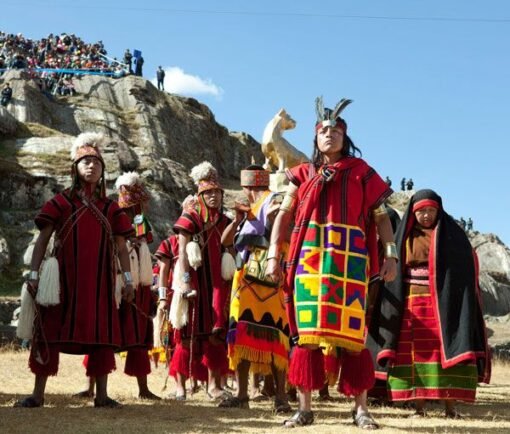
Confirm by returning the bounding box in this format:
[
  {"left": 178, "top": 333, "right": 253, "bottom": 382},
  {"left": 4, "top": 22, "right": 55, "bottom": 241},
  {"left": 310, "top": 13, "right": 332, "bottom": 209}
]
[
  {"left": 17, "top": 283, "right": 35, "bottom": 340},
  {"left": 186, "top": 240, "right": 202, "bottom": 270},
  {"left": 115, "top": 273, "right": 123, "bottom": 308},
  {"left": 36, "top": 257, "right": 60, "bottom": 306},
  {"left": 129, "top": 246, "right": 140, "bottom": 287},
  {"left": 169, "top": 264, "right": 189, "bottom": 329},
  {"left": 221, "top": 252, "right": 236, "bottom": 280},
  {"left": 138, "top": 240, "right": 153, "bottom": 286},
  {"left": 153, "top": 306, "right": 166, "bottom": 348}
]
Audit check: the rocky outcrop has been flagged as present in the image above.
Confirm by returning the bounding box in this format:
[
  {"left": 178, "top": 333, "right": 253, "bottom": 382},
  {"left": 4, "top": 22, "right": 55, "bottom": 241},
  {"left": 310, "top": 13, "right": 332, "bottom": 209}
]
[
  {"left": 0, "top": 69, "right": 263, "bottom": 292},
  {"left": 470, "top": 233, "right": 510, "bottom": 316},
  {"left": 0, "top": 106, "right": 18, "bottom": 135}
]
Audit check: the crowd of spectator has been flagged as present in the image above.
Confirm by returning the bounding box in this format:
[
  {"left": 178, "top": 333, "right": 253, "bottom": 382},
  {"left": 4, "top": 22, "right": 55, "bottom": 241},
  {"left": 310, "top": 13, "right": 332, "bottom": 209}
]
[
  {"left": 0, "top": 31, "right": 140, "bottom": 99},
  {"left": 0, "top": 31, "right": 128, "bottom": 76}
]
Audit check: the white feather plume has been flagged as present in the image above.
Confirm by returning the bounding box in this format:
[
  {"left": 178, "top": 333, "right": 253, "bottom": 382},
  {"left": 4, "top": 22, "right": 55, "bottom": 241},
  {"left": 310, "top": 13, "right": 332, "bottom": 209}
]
[
  {"left": 115, "top": 171, "right": 142, "bottom": 190},
  {"left": 190, "top": 161, "right": 217, "bottom": 186},
  {"left": 70, "top": 132, "right": 106, "bottom": 160}
]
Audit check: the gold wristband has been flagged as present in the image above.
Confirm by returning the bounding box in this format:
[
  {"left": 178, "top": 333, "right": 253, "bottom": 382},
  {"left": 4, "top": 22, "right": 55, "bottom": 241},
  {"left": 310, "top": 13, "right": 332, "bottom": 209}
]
[
  {"left": 280, "top": 192, "right": 296, "bottom": 213},
  {"left": 373, "top": 204, "right": 388, "bottom": 222},
  {"left": 384, "top": 242, "right": 398, "bottom": 261},
  {"left": 267, "top": 244, "right": 280, "bottom": 260}
]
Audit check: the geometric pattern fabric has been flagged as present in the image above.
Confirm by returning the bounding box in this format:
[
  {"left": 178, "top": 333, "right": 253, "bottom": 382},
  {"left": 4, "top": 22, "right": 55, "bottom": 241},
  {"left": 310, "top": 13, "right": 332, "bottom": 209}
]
[{"left": 295, "top": 221, "right": 369, "bottom": 350}]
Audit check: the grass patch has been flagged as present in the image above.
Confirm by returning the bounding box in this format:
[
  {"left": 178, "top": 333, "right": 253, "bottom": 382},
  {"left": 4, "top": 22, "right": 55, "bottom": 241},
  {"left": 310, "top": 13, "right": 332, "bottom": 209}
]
[{"left": 15, "top": 122, "right": 63, "bottom": 139}]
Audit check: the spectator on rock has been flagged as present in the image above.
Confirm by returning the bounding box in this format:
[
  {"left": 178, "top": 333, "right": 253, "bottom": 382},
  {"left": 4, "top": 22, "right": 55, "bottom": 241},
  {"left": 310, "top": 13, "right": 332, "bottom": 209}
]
[
  {"left": 135, "top": 55, "right": 144, "bottom": 77},
  {"left": 385, "top": 176, "right": 392, "bottom": 187},
  {"left": 156, "top": 66, "right": 165, "bottom": 91},
  {"left": 1, "top": 82, "right": 13, "bottom": 106},
  {"left": 406, "top": 178, "right": 414, "bottom": 191},
  {"left": 467, "top": 217, "right": 473, "bottom": 231},
  {"left": 124, "top": 49, "right": 133, "bottom": 74},
  {"left": 400, "top": 177, "right": 406, "bottom": 191},
  {"left": 459, "top": 217, "right": 467, "bottom": 231}
]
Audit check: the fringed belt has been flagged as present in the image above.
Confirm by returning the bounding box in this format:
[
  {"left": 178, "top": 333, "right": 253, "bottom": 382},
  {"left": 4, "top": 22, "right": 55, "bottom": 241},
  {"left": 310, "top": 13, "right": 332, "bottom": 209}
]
[{"left": 404, "top": 266, "right": 429, "bottom": 286}]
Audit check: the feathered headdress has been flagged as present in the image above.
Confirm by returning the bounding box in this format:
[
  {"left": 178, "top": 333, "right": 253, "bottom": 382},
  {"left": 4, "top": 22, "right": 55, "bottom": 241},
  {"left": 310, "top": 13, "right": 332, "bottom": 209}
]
[
  {"left": 70, "top": 132, "right": 106, "bottom": 163},
  {"left": 314, "top": 96, "right": 352, "bottom": 132},
  {"left": 70, "top": 132, "right": 107, "bottom": 197},
  {"left": 190, "top": 161, "right": 223, "bottom": 194},
  {"left": 189, "top": 161, "right": 223, "bottom": 223},
  {"left": 115, "top": 171, "right": 150, "bottom": 209}
]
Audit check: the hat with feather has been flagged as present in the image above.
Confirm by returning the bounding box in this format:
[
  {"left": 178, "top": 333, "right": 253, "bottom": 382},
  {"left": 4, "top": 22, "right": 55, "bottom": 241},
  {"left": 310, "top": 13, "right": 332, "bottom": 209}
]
[
  {"left": 314, "top": 96, "right": 352, "bottom": 133},
  {"left": 115, "top": 171, "right": 150, "bottom": 209},
  {"left": 189, "top": 161, "right": 223, "bottom": 222},
  {"left": 70, "top": 132, "right": 106, "bottom": 197},
  {"left": 70, "top": 132, "right": 105, "bottom": 164},
  {"left": 190, "top": 161, "right": 223, "bottom": 195}
]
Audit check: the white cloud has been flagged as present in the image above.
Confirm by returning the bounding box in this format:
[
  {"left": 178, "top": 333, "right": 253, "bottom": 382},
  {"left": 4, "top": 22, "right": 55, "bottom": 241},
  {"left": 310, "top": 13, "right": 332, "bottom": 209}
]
[{"left": 152, "top": 66, "right": 223, "bottom": 99}]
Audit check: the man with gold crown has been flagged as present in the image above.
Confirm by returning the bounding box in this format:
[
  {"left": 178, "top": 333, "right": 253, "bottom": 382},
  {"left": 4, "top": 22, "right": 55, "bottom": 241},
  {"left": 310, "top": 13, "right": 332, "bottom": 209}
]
[
  {"left": 15, "top": 133, "right": 135, "bottom": 408},
  {"left": 160, "top": 161, "right": 232, "bottom": 400},
  {"left": 266, "top": 97, "right": 398, "bottom": 429},
  {"left": 218, "top": 164, "right": 291, "bottom": 413}
]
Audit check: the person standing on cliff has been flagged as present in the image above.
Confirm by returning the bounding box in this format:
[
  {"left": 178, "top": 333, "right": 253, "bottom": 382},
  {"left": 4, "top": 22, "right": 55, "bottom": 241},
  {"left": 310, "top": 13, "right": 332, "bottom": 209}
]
[{"left": 156, "top": 66, "right": 165, "bottom": 91}]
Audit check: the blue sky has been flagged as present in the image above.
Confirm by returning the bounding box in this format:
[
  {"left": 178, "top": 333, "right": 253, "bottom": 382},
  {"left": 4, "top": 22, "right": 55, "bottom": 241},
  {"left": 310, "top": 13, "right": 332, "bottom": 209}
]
[{"left": 2, "top": 1, "right": 509, "bottom": 246}]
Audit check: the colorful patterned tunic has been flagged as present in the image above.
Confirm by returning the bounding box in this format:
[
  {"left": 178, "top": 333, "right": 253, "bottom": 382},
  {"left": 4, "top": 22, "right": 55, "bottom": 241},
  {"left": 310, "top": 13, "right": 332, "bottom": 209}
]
[
  {"left": 227, "top": 191, "right": 290, "bottom": 374},
  {"left": 286, "top": 159, "right": 391, "bottom": 352},
  {"left": 34, "top": 191, "right": 133, "bottom": 353}
]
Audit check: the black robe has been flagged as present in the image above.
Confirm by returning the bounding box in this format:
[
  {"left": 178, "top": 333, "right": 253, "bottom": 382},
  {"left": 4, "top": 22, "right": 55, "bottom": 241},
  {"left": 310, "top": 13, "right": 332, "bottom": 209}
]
[{"left": 367, "top": 189, "right": 491, "bottom": 383}]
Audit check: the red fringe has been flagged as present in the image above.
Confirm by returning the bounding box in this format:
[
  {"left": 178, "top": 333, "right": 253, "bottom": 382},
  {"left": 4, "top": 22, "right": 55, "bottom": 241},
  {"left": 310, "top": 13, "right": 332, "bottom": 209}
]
[
  {"left": 324, "top": 353, "right": 341, "bottom": 376},
  {"left": 192, "top": 359, "right": 208, "bottom": 382},
  {"left": 324, "top": 352, "right": 342, "bottom": 386},
  {"left": 29, "top": 345, "right": 59, "bottom": 376},
  {"left": 338, "top": 349, "right": 375, "bottom": 396},
  {"left": 86, "top": 348, "right": 116, "bottom": 377},
  {"left": 169, "top": 344, "right": 190, "bottom": 379},
  {"left": 202, "top": 342, "right": 228, "bottom": 374},
  {"left": 82, "top": 355, "right": 89, "bottom": 369},
  {"left": 288, "top": 347, "right": 325, "bottom": 392},
  {"left": 125, "top": 348, "right": 151, "bottom": 377}
]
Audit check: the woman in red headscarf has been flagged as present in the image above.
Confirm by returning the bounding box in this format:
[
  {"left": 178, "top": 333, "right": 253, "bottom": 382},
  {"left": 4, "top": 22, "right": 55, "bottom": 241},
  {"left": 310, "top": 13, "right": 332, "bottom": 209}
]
[{"left": 367, "top": 189, "right": 491, "bottom": 418}]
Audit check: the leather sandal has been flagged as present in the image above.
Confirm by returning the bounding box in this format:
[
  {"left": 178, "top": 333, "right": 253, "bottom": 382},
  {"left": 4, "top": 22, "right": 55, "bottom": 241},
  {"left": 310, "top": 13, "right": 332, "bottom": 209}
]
[
  {"left": 445, "top": 410, "right": 462, "bottom": 419},
  {"left": 218, "top": 396, "right": 249, "bottom": 409},
  {"left": 274, "top": 398, "right": 292, "bottom": 414},
  {"left": 94, "top": 397, "right": 122, "bottom": 408},
  {"left": 408, "top": 409, "right": 426, "bottom": 418},
  {"left": 138, "top": 391, "right": 162, "bottom": 401},
  {"left": 352, "top": 411, "right": 379, "bottom": 430},
  {"left": 13, "top": 396, "right": 44, "bottom": 408},
  {"left": 283, "top": 410, "right": 314, "bottom": 427}
]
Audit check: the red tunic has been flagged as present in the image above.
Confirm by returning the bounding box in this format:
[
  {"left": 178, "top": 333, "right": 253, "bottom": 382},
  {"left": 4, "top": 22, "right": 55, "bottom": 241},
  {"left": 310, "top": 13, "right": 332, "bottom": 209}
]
[
  {"left": 35, "top": 191, "right": 133, "bottom": 353},
  {"left": 173, "top": 210, "right": 231, "bottom": 338}
]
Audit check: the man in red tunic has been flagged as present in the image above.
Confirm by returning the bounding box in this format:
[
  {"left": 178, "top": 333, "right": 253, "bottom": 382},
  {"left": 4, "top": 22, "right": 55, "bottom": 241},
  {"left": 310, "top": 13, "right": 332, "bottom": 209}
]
[
  {"left": 115, "top": 172, "right": 160, "bottom": 399},
  {"left": 162, "top": 161, "right": 231, "bottom": 400},
  {"left": 266, "top": 98, "right": 398, "bottom": 428},
  {"left": 75, "top": 171, "right": 161, "bottom": 400},
  {"left": 15, "top": 132, "right": 135, "bottom": 408}
]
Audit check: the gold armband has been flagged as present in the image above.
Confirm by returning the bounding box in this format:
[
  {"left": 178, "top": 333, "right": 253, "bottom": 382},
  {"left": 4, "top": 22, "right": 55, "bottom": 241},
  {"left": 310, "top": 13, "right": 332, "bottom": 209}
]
[
  {"left": 372, "top": 203, "right": 388, "bottom": 222},
  {"left": 280, "top": 192, "right": 297, "bottom": 213},
  {"left": 384, "top": 242, "right": 398, "bottom": 261},
  {"left": 267, "top": 244, "right": 280, "bottom": 260}
]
